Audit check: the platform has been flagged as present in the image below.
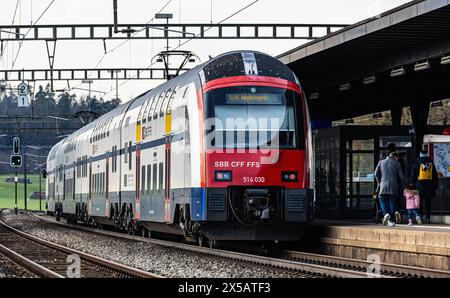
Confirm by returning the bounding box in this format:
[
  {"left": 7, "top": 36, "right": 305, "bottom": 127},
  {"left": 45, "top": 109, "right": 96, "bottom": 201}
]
[{"left": 302, "top": 220, "right": 450, "bottom": 271}]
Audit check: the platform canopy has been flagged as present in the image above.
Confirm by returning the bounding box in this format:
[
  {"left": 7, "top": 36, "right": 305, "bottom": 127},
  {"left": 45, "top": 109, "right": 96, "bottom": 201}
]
[{"left": 278, "top": 0, "right": 450, "bottom": 128}]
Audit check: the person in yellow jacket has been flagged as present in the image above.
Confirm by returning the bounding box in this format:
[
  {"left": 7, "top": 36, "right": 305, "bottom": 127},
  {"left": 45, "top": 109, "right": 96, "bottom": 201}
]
[{"left": 411, "top": 150, "right": 438, "bottom": 224}]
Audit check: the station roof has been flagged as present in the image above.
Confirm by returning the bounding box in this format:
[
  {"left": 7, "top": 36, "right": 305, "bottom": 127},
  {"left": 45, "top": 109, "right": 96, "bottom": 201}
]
[{"left": 278, "top": 0, "right": 450, "bottom": 121}]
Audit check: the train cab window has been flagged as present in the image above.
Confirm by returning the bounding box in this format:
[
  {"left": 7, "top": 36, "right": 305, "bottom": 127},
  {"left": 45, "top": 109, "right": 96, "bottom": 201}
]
[
  {"left": 204, "top": 86, "right": 304, "bottom": 150},
  {"left": 152, "top": 164, "right": 157, "bottom": 193},
  {"left": 146, "top": 164, "right": 151, "bottom": 194},
  {"left": 125, "top": 116, "right": 131, "bottom": 127}
]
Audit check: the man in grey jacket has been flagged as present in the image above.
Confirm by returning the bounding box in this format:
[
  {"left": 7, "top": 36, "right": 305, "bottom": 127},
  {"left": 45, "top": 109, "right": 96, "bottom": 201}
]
[{"left": 374, "top": 152, "right": 405, "bottom": 227}]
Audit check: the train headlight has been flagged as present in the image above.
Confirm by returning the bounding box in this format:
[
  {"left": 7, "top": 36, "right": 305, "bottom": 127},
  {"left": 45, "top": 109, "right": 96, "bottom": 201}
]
[
  {"left": 214, "top": 170, "right": 232, "bottom": 182},
  {"left": 282, "top": 171, "right": 298, "bottom": 182}
]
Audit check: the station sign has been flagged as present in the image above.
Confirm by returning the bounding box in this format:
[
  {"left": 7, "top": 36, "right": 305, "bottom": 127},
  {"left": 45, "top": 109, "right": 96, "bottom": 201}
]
[
  {"left": 10, "top": 155, "right": 22, "bottom": 167},
  {"left": 18, "top": 95, "right": 30, "bottom": 107},
  {"left": 18, "top": 82, "right": 29, "bottom": 95}
]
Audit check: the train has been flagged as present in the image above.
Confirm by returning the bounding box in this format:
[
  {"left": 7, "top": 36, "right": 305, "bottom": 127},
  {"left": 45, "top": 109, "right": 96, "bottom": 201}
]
[{"left": 46, "top": 51, "right": 314, "bottom": 247}]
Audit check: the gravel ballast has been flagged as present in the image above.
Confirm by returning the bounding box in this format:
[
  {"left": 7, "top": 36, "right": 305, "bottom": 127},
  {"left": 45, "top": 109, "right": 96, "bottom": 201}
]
[
  {"left": 0, "top": 210, "right": 298, "bottom": 278},
  {"left": 0, "top": 253, "right": 36, "bottom": 278}
]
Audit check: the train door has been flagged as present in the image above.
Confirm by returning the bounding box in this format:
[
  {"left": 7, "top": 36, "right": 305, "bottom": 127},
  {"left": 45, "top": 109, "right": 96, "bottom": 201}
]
[
  {"left": 135, "top": 143, "right": 141, "bottom": 220},
  {"left": 164, "top": 141, "right": 171, "bottom": 223},
  {"left": 105, "top": 152, "right": 110, "bottom": 217}
]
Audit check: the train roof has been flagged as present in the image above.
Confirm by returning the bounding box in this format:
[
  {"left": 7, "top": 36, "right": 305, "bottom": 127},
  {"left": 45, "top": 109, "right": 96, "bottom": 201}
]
[{"left": 60, "top": 50, "right": 297, "bottom": 142}]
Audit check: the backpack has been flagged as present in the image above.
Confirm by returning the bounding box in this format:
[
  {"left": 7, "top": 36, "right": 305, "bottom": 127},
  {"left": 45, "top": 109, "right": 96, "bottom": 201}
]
[{"left": 418, "top": 161, "right": 433, "bottom": 180}]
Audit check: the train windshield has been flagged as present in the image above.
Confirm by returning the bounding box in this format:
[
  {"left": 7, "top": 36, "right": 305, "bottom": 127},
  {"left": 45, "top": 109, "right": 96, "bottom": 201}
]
[{"left": 205, "top": 86, "right": 305, "bottom": 150}]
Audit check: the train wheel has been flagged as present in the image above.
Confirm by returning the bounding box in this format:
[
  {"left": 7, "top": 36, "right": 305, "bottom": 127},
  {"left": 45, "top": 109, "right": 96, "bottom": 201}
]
[{"left": 198, "top": 234, "right": 205, "bottom": 247}]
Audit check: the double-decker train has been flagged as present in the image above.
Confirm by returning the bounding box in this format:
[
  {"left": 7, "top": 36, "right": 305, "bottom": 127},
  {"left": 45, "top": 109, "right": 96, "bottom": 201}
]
[{"left": 46, "top": 51, "right": 314, "bottom": 246}]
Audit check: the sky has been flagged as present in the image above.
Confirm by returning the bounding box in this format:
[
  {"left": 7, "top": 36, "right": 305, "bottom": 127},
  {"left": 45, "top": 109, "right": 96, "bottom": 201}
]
[{"left": 0, "top": 0, "right": 410, "bottom": 102}]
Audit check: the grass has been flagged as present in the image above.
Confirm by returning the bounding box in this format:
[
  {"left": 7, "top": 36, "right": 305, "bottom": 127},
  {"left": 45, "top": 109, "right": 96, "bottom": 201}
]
[{"left": 0, "top": 174, "right": 47, "bottom": 211}]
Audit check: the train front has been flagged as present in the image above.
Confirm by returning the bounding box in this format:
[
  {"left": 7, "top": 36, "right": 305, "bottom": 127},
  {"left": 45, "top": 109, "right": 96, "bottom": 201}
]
[{"left": 198, "top": 51, "right": 314, "bottom": 242}]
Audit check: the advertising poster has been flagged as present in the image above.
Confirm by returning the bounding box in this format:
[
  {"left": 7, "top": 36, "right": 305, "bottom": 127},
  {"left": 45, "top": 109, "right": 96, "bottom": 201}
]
[{"left": 433, "top": 143, "right": 450, "bottom": 178}]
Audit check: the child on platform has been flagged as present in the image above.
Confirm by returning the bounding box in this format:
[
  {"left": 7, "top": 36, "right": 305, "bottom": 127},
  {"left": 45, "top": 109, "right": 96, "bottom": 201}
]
[{"left": 404, "top": 184, "right": 422, "bottom": 226}]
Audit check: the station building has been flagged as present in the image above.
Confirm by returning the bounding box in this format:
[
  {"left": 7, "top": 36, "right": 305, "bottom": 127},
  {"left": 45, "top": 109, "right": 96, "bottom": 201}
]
[{"left": 278, "top": 0, "right": 450, "bottom": 221}]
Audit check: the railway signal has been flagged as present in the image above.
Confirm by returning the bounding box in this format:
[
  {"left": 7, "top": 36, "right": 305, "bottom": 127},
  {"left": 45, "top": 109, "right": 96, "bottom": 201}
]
[
  {"left": 10, "top": 155, "right": 22, "bottom": 167},
  {"left": 13, "top": 137, "right": 20, "bottom": 154}
]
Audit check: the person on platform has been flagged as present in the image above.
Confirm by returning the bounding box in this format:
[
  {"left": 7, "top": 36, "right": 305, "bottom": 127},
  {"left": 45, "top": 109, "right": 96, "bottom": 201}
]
[
  {"left": 386, "top": 143, "right": 403, "bottom": 224},
  {"left": 411, "top": 149, "right": 438, "bottom": 224},
  {"left": 374, "top": 151, "right": 405, "bottom": 227},
  {"left": 404, "top": 184, "right": 422, "bottom": 226}
]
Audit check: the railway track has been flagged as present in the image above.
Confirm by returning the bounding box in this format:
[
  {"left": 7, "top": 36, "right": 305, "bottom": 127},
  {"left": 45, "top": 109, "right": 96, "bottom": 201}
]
[
  {"left": 27, "top": 212, "right": 377, "bottom": 278},
  {"left": 278, "top": 250, "right": 450, "bottom": 278},
  {"left": 0, "top": 212, "right": 162, "bottom": 278},
  {"left": 30, "top": 212, "right": 450, "bottom": 278}
]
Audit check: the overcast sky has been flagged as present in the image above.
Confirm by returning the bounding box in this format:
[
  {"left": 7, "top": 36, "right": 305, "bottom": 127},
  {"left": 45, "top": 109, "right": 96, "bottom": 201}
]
[{"left": 0, "top": 0, "right": 410, "bottom": 102}]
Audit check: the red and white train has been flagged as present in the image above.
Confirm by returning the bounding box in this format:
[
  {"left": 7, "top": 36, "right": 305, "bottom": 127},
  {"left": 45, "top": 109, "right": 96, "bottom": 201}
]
[{"left": 46, "top": 51, "right": 314, "bottom": 246}]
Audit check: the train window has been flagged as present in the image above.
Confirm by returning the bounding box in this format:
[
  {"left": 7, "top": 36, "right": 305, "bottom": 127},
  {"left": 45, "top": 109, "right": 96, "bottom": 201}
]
[
  {"left": 147, "top": 96, "right": 155, "bottom": 121},
  {"left": 114, "top": 146, "right": 118, "bottom": 172},
  {"left": 124, "top": 174, "right": 127, "bottom": 187},
  {"left": 141, "top": 165, "right": 146, "bottom": 195},
  {"left": 142, "top": 97, "right": 152, "bottom": 124},
  {"left": 159, "top": 89, "right": 172, "bottom": 117},
  {"left": 182, "top": 85, "right": 189, "bottom": 98},
  {"left": 158, "top": 162, "right": 163, "bottom": 193},
  {"left": 152, "top": 164, "right": 157, "bottom": 193},
  {"left": 163, "top": 88, "right": 176, "bottom": 115},
  {"left": 124, "top": 143, "right": 128, "bottom": 164},
  {"left": 153, "top": 93, "right": 163, "bottom": 119},
  {"left": 102, "top": 172, "right": 105, "bottom": 195},
  {"left": 148, "top": 95, "right": 158, "bottom": 121},
  {"left": 125, "top": 116, "right": 131, "bottom": 127},
  {"left": 146, "top": 164, "right": 151, "bottom": 194},
  {"left": 204, "top": 86, "right": 304, "bottom": 150},
  {"left": 93, "top": 174, "right": 96, "bottom": 195},
  {"left": 128, "top": 141, "right": 132, "bottom": 170}
]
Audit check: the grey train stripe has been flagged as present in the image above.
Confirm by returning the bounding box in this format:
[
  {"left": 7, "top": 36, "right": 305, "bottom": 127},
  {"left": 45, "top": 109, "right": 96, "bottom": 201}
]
[{"left": 48, "top": 131, "right": 185, "bottom": 174}]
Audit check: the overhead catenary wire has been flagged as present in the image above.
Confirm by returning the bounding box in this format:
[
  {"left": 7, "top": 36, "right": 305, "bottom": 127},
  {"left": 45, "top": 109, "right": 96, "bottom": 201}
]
[
  {"left": 73, "top": 0, "right": 174, "bottom": 93},
  {"left": 9, "top": 0, "right": 56, "bottom": 72},
  {"left": 0, "top": 0, "right": 21, "bottom": 64},
  {"left": 103, "top": 0, "right": 260, "bottom": 99}
]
